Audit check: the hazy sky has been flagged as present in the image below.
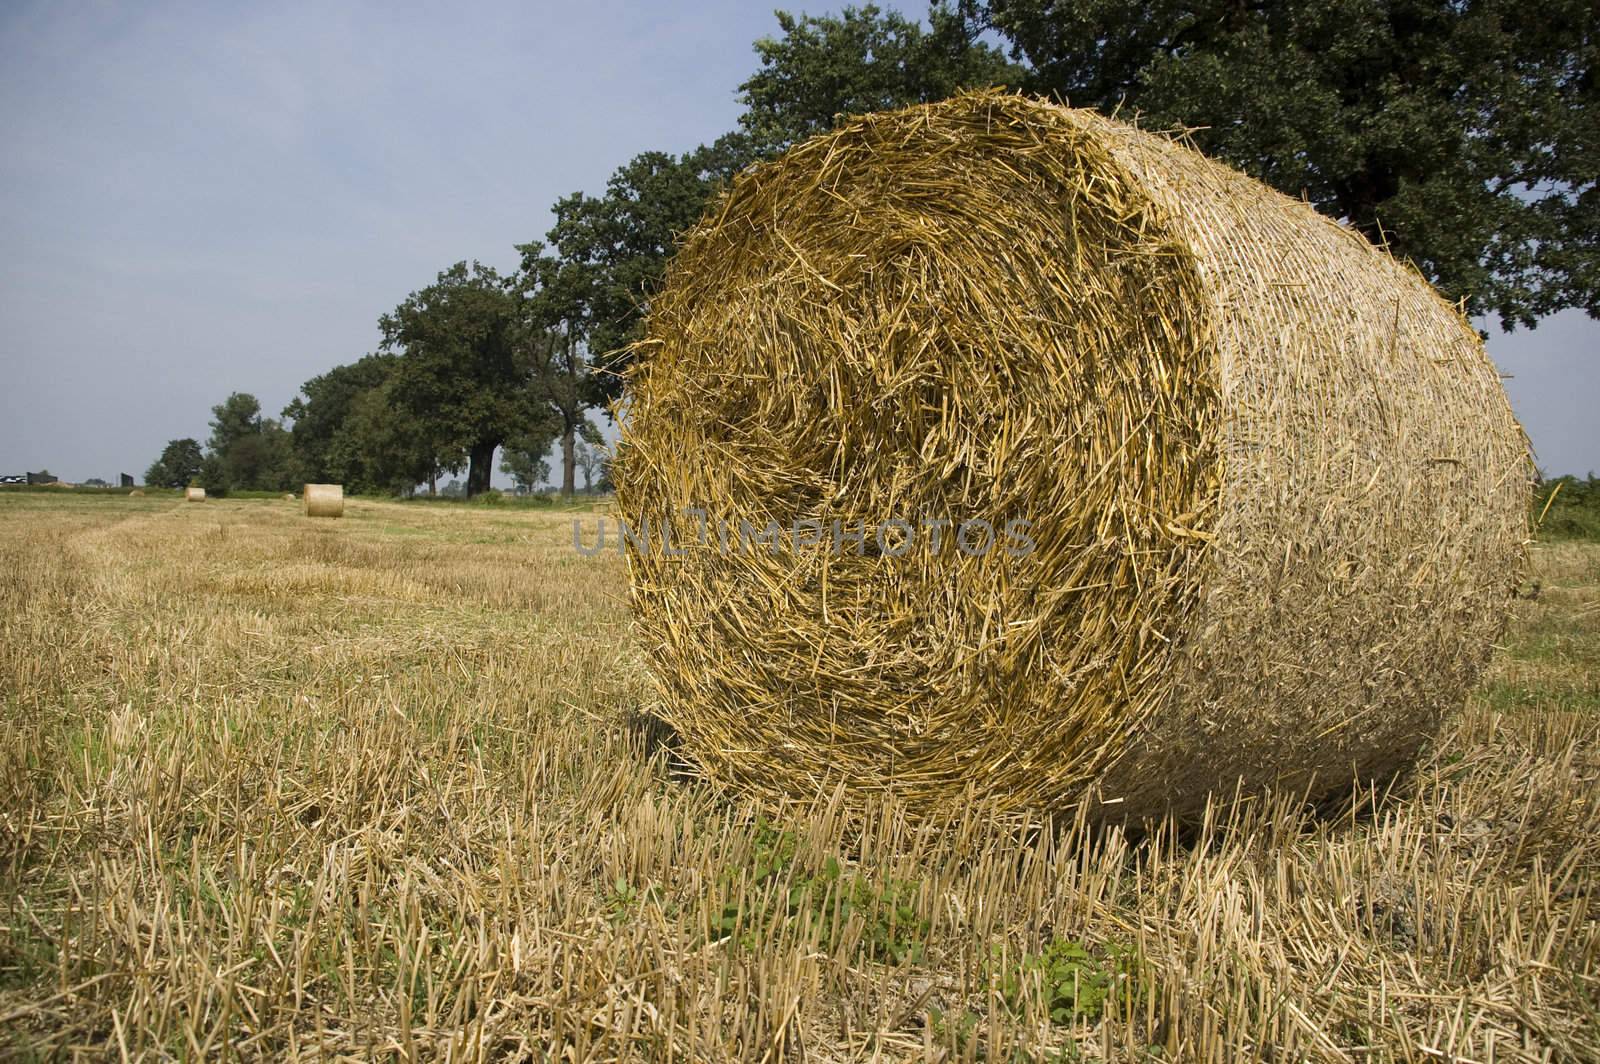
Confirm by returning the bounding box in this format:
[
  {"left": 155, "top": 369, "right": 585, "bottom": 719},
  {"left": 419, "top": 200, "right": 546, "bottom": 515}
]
[{"left": 2, "top": 1, "right": 1596, "bottom": 485}]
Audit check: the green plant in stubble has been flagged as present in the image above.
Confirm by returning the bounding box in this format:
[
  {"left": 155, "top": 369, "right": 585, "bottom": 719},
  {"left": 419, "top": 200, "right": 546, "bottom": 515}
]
[
  {"left": 602, "top": 877, "right": 664, "bottom": 923},
  {"left": 710, "top": 817, "right": 929, "bottom": 964},
  {"left": 922, "top": 939, "right": 1152, "bottom": 1058},
  {"left": 0, "top": 917, "right": 59, "bottom": 993},
  {"left": 997, "top": 938, "right": 1146, "bottom": 1025},
  {"left": 926, "top": 1005, "right": 983, "bottom": 1054}
]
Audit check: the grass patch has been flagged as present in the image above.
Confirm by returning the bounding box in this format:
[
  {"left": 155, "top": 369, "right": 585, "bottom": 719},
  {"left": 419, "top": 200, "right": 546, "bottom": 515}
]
[
  {"left": 709, "top": 818, "right": 930, "bottom": 965},
  {"left": 1535, "top": 475, "right": 1600, "bottom": 541}
]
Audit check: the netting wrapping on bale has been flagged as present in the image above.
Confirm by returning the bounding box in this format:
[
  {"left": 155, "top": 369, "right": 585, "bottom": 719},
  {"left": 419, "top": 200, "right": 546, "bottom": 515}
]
[
  {"left": 614, "top": 92, "right": 1532, "bottom": 821},
  {"left": 303, "top": 484, "right": 344, "bottom": 519}
]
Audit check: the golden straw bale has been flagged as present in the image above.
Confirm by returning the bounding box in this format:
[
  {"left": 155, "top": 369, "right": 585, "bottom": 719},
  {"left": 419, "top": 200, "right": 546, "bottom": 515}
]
[
  {"left": 615, "top": 92, "right": 1532, "bottom": 821},
  {"left": 128, "top": 489, "right": 145, "bottom": 497},
  {"left": 302, "top": 483, "right": 344, "bottom": 518},
  {"left": 185, "top": 487, "right": 205, "bottom": 502}
]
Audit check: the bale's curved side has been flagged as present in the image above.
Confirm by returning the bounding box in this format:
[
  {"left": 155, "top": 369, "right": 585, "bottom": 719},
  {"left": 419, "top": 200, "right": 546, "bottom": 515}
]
[
  {"left": 620, "top": 97, "right": 1222, "bottom": 810},
  {"left": 1084, "top": 115, "right": 1532, "bottom": 815},
  {"left": 303, "top": 484, "right": 344, "bottom": 519},
  {"left": 616, "top": 92, "right": 1530, "bottom": 819},
  {"left": 185, "top": 487, "right": 205, "bottom": 502}
]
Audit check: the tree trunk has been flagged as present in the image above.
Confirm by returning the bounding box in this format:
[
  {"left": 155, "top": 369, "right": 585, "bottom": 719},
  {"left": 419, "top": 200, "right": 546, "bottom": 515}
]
[
  {"left": 561, "top": 424, "right": 576, "bottom": 496},
  {"left": 466, "top": 441, "right": 496, "bottom": 498},
  {"left": 428, "top": 470, "right": 438, "bottom": 496}
]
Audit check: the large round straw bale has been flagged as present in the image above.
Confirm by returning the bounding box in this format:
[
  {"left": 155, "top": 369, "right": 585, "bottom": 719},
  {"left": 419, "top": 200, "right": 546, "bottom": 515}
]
[
  {"left": 615, "top": 93, "right": 1531, "bottom": 821},
  {"left": 128, "top": 489, "right": 145, "bottom": 497},
  {"left": 185, "top": 487, "right": 205, "bottom": 502},
  {"left": 303, "top": 483, "right": 344, "bottom": 518}
]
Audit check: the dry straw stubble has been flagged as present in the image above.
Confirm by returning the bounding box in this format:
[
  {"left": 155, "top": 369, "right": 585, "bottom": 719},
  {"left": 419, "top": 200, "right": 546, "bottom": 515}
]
[
  {"left": 0, "top": 497, "right": 1592, "bottom": 1061},
  {"left": 302, "top": 483, "right": 344, "bottom": 518},
  {"left": 615, "top": 91, "right": 1532, "bottom": 822}
]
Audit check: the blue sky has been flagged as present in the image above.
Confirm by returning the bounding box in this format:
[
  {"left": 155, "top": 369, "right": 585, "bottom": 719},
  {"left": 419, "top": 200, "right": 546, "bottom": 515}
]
[{"left": 1, "top": 1, "right": 1596, "bottom": 485}]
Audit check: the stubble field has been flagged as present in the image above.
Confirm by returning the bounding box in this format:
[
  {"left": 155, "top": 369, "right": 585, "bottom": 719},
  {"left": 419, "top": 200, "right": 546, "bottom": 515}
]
[{"left": 1, "top": 493, "right": 1596, "bottom": 1061}]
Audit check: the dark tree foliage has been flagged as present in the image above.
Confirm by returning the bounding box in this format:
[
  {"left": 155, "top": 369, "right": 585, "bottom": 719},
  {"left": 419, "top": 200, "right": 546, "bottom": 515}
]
[
  {"left": 283, "top": 353, "right": 398, "bottom": 486},
  {"left": 522, "top": 135, "right": 760, "bottom": 410},
  {"left": 979, "top": 0, "right": 1598, "bottom": 326},
  {"left": 144, "top": 438, "right": 204, "bottom": 489},
  {"left": 739, "top": 2, "right": 1024, "bottom": 149},
  {"left": 380, "top": 262, "right": 542, "bottom": 497},
  {"left": 516, "top": 242, "right": 597, "bottom": 494},
  {"left": 499, "top": 437, "right": 553, "bottom": 494},
  {"left": 284, "top": 354, "right": 443, "bottom": 495},
  {"left": 337, "top": 376, "right": 446, "bottom": 495},
  {"left": 203, "top": 393, "right": 295, "bottom": 492}
]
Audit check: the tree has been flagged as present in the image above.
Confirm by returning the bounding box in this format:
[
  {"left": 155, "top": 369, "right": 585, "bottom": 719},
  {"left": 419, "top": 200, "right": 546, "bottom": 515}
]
[
  {"left": 497, "top": 405, "right": 561, "bottom": 496},
  {"left": 978, "top": 0, "right": 1598, "bottom": 327},
  {"left": 207, "top": 392, "right": 262, "bottom": 458},
  {"left": 520, "top": 134, "right": 760, "bottom": 415},
  {"left": 144, "top": 438, "right": 204, "bottom": 489},
  {"left": 500, "top": 442, "right": 552, "bottom": 494},
  {"left": 200, "top": 453, "right": 227, "bottom": 493},
  {"left": 283, "top": 354, "right": 398, "bottom": 485},
  {"left": 739, "top": 3, "right": 1024, "bottom": 149},
  {"left": 335, "top": 377, "right": 447, "bottom": 495},
  {"left": 574, "top": 423, "right": 607, "bottom": 493},
  {"left": 83, "top": 478, "right": 109, "bottom": 487},
  {"left": 204, "top": 392, "right": 294, "bottom": 491},
  {"left": 381, "top": 262, "right": 542, "bottom": 497},
  {"left": 516, "top": 248, "right": 593, "bottom": 495},
  {"left": 285, "top": 354, "right": 451, "bottom": 495}
]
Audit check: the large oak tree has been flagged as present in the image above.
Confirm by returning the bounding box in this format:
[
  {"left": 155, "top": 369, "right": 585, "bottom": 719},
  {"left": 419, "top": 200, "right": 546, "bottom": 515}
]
[
  {"left": 979, "top": 0, "right": 1597, "bottom": 326},
  {"left": 380, "top": 263, "right": 542, "bottom": 497}
]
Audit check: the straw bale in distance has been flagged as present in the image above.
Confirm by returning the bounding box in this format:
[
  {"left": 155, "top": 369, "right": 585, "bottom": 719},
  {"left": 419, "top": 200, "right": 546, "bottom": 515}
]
[
  {"left": 185, "top": 487, "right": 205, "bottom": 502},
  {"left": 614, "top": 92, "right": 1532, "bottom": 821},
  {"left": 303, "top": 483, "right": 344, "bottom": 518},
  {"left": 128, "top": 489, "right": 145, "bottom": 497}
]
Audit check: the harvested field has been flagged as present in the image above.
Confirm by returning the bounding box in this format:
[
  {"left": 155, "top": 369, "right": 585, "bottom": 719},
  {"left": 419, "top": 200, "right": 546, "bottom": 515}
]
[{"left": 1, "top": 494, "right": 1595, "bottom": 1060}]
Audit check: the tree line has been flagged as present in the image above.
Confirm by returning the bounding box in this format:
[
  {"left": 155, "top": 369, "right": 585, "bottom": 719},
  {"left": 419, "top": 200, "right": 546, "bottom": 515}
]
[{"left": 147, "top": 2, "right": 1594, "bottom": 498}]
